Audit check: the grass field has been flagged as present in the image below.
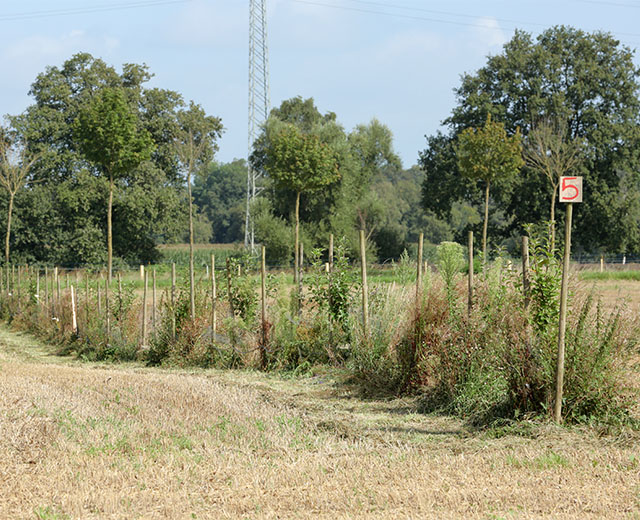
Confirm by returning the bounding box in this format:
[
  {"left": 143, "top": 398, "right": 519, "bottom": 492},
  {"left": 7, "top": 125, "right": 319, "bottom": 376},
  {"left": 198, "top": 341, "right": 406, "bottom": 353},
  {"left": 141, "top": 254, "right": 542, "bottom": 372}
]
[{"left": 1, "top": 282, "right": 640, "bottom": 520}]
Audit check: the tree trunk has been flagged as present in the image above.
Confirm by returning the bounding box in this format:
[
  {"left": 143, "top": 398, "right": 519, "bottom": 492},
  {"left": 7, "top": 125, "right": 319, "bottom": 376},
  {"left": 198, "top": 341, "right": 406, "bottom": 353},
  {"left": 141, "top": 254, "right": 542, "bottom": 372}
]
[
  {"left": 188, "top": 170, "right": 195, "bottom": 321},
  {"left": 482, "top": 181, "right": 490, "bottom": 267},
  {"left": 107, "top": 175, "right": 113, "bottom": 283},
  {"left": 294, "top": 191, "right": 301, "bottom": 284},
  {"left": 550, "top": 187, "right": 557, "bottom": 251},
  {"left": 5, "top": 192, "right": 14, "bottom": 265}
]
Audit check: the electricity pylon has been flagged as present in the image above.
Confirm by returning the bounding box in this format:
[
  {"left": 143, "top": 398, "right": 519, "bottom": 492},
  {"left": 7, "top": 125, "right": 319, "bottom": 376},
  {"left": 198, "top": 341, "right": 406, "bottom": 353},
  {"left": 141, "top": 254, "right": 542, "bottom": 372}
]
[{"left": 245, "top": 0, "right": 270, "bottom": 251}]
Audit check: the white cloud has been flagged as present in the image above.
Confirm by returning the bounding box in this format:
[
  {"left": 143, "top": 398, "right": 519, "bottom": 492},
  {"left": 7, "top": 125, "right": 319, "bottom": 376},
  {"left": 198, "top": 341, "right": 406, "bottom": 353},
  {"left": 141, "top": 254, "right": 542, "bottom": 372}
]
[{"left": 472, "top": 16, "right": 507, "bottom": 50}]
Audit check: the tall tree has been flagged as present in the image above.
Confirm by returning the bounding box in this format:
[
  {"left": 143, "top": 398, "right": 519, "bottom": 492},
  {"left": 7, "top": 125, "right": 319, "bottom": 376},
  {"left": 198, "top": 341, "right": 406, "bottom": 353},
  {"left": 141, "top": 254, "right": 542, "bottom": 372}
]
[
  {"left": 456, "top": 115, "right": 524, "bottom": 262},
  {"left": 523, "top": 119, "right": 584, "bottom": 250},
  {"left": 8, "top": 53, "right": 188, "bottom": 265},
  {"left": 75, "top": 87, "right": 155, "bottom": 281},
  {"left": 262, "top": 124, "right": 339, "bottom": 281},
  {"left": 422, "top": 26, "right": 640, "bottom": 253},
  {"left": 174, "top": 102, "right": 223, "bottom": 320},
  {"left": 0, "top": 129, "right": 38, "bottom": 264}
]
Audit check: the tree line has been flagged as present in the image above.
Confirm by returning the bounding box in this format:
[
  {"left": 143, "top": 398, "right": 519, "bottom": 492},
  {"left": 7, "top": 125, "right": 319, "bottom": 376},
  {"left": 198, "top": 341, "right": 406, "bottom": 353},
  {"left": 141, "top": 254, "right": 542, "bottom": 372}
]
[{"left": 2, "top": 25, "right": 640, "bottom": 268}]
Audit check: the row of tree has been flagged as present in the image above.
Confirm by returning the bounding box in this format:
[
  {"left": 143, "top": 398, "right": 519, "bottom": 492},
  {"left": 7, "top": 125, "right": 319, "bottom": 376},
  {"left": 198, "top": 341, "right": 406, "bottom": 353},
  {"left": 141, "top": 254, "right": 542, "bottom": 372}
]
[{"left": 2, "top": 25, "right": 640, "bottom": 269}]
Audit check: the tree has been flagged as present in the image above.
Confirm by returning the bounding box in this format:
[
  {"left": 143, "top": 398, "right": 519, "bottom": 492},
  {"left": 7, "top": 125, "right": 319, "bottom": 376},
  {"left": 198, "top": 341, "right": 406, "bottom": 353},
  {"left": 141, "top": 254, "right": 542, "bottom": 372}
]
[
  {"left": 263, "top": 124, "right": 339, "bottom": 281},
  {"left": 523, "top": 119, "right": 584, "bottom": 250},
  {"left": 0, "top": 129, "right": 38, "bottom": 264},
  {"left": 8, "top": 53, "right": 189, "bottom": 266},
  {"left": 75, "top": 87, "right": 155, "bottom": 281},
  {"left": 174, "top": 102, "right": 223, "bottom": 320},
  {"left": 192, "top": 159, "right": 247, "bottom": 243},
  {"left": 421, "top": 26, "right": 640, "bottom": 253},
  {"left": 456, "top": 114, "right": 524, "bottom": 262}
]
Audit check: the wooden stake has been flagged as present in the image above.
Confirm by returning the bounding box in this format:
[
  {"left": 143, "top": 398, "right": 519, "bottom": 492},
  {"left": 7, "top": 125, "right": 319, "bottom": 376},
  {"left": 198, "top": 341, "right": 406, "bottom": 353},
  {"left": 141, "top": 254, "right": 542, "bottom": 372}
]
[
  {"left": 36, "top": 269, "right": 40, "bottom": 307},
  {"left": 260, "top": 245, "right": 267, "bottom": 369},
  {"left": 71, "top": 285, "right": 77, "bottom": 334},
  {"left": 85, "top": 272, "right": 89, "bottom": 330},
  {"left": 141, "top": 269, "right": 148, "bottom": 347},
  {"left": 555, "top": 203, "right": 573, "bottom": 423},
  {"left": 105, "top": 277, "right": 110, "bottom": 344},
  {"left": 600, "top": 254, "right": 604, "bottom": 273},
  {"left": 171, "top": 263, "right": 176, "bottom": 340},
  {"left": 44, "top": 267, "right": 49, "bottom": 316},
  {"left": 359, "top": 230, "right": 369, "bottom": 337},
  {"left": 468, "top": 231, "right": 474, "bottom": 315},
  {"left": 297, "top": 242, "right": 303, "bottom": 316},
  {"left": 416, "top": 232, "right": 424, "bottom": 301},
  {"left": 97, "top": 281, "right": 102, "bottom": 316},
  {"left": 522, "top": 236, "right": 530, "bottom": 311},
  {"left": 152, "top": 269, "right": 157, "bottom": 337},
  {"left": 211, "top": 255, "right": 217, "bottom": 338}
]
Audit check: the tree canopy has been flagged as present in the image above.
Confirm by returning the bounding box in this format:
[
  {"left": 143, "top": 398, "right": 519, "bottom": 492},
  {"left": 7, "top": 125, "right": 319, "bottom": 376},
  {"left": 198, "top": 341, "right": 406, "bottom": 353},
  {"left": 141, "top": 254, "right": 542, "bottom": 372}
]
[{"left": 421, "top": 26, "right": 640, "bottom": 253}]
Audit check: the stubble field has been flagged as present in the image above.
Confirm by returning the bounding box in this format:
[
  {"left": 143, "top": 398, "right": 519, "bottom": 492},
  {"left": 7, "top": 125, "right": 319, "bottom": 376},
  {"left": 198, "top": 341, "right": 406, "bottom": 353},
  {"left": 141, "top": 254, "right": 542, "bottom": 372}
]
[{"left": 1, "top": 279, "right": 639, "bottom": 519}]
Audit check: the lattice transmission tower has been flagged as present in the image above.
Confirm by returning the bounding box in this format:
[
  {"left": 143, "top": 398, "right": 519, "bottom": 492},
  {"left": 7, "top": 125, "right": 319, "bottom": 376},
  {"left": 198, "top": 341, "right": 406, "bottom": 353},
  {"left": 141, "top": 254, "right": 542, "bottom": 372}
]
[{"left": 245, "top": 0, "right": 270, "bottom": 251}]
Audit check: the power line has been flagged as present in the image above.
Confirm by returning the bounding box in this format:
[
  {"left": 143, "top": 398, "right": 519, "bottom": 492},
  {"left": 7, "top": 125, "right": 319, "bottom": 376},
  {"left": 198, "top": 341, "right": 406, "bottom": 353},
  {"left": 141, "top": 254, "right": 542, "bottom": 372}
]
[
  {"left": 0, "top": 0, "right": 191, "bottom": 22},
  {"left": 289, "top": 0, "right": 640, "bottom": 46}
]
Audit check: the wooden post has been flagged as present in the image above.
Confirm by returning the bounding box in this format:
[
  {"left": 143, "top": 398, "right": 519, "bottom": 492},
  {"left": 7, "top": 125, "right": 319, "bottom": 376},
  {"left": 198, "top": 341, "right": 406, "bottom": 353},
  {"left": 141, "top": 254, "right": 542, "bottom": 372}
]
[
  {"left": 359, "top": 229, "right": 369, "bottom": 337},
  {"left": 36, "top": 269, "right": 40, "bottom": 307},
  {"left": 141, "top": 269, "right": 148, "bottom": 347},
  {"left": 211, "top": 255, "right": 217, "bottom": 338},
  {"left": 171, "top": 263, "right": 176, "bottom": 340},
  {"left": 65, "top": 272, "right": 69, "bottom": 289},
  {"left": 226, "top": 257, "right": 235, "bottom": 317},
  {"left": 140, "top": 264, "right": 144, "bottom": 280},
  {"left": 522, "top": 236, "right": 530, "bottom": 311},
  {"left": 44, "top": 267, "right": 49, "bottom": 316},
  {"left": 297, "top": 242, "right": 303, "bottom": 316},
  {"left": 600, "top": 254, "right": 604, "bottom": 273},
  {"left": 105, "top": 277, "right": 110, "bottom": 344},
  {"left": 152, "top": 269, "right": 157, "bottom": 338},
  {"left": 468, "top": 231, "right": 474, "bottom": 315},
  {"left": 555, "top": 203, "right": 573, "bottom": 423},
  {"left": 416, "top": 232, "right": 424, "bottom": 301},
  {"left": 260, "top": 245, "right": 267, "bottom": 369},
  {"left": 70, "top": 285, "right": 78, "bottom": 334},
  {"left": 85, "top": 272, "right": 89, "bottom": 330}
]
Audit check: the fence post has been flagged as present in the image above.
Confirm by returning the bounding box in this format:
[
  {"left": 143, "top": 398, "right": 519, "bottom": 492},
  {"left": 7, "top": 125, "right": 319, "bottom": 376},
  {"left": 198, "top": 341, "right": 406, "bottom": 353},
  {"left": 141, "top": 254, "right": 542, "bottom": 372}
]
[
  {"left": 141, "top": 268, "right": 148, "bottom": 347},
  {"left": 359, "top": 229, "right": 369, "bottom": 338},
  {"left": 152, "top": 269, "right": 157, "bottom": 339},
  {"left": 104, "top": 277, "right": 110, "bottom": 344},
  {"left": 468, "top": 231, "right": 474, "bottom": 315},
  {"left": 416, "top": 232, "right": 423, "bottom": 302},
  {"left": 260, "top": 245, "right": 267, "bottom": 370},
  {"left": 171, "top": 263, "right": 176, "bottom": 340},
  {"left": 71, "top": 285, "right": 78, "bottom": 334},
  {"left": 297, "top": 242, "right": 304, "bottom": 316},
  {"left": 211, "top": 254, "right": 217, "bottom": 338}
]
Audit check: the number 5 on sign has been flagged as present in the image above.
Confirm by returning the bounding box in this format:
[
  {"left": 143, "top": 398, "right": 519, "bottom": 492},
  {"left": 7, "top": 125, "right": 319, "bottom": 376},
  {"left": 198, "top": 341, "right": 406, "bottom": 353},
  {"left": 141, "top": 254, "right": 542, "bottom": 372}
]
[{"left": 559, "top": 176, "right": 583, "bottom": 203}]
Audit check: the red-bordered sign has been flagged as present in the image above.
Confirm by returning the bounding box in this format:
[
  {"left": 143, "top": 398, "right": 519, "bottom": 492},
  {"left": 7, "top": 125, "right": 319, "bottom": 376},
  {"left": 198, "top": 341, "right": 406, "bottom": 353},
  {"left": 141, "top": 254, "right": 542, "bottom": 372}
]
[{"left": 559, "top": 176, "right": 583, "bottom": 203}]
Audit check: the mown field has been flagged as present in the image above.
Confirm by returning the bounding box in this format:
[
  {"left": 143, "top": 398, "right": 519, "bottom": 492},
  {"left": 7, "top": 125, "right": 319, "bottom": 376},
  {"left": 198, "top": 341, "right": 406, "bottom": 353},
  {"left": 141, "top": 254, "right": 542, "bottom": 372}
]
[{"left": 1, "top": 278, "right": 640, "bottom": 520}]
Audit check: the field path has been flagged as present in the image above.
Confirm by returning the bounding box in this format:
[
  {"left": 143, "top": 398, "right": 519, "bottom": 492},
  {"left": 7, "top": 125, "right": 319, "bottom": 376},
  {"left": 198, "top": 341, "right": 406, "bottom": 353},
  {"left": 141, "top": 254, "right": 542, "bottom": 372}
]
[{"left": 1, "top": 326, "right": 639, "bottom": 519}]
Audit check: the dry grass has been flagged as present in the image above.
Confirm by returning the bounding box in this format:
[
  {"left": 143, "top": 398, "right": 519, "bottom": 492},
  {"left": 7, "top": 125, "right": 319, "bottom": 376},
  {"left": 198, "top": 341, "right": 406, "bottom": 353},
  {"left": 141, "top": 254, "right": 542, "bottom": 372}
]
[{"left": 1, "top": 327, "right": 640, "bottom": 519}]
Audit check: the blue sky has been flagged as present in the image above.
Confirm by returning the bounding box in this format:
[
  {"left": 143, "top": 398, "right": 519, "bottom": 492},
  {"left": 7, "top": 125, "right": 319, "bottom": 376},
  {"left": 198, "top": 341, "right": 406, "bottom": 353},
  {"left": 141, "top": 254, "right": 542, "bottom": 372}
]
[{"left": 2, "top": 0, "right": 640, "bottom": 167}]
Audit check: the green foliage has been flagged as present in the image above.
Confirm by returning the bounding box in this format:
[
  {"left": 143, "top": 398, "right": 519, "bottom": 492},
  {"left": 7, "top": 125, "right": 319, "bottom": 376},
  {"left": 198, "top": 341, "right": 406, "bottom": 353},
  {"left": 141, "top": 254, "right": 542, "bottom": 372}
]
[
  {"left": 75, "top": 87, "right": 155, "bottom": 179},
  {"left": 422, "top": 26, "right": 640, "bottom": 254},
  {"left": 435, "top": 241, "right": 465, "bottom": 298},
  {"left": 264, "top": 124, "right": 339, "bottom": 195},
  {"left": 226, "top": 256, "right": 257, "bottom": 322}
]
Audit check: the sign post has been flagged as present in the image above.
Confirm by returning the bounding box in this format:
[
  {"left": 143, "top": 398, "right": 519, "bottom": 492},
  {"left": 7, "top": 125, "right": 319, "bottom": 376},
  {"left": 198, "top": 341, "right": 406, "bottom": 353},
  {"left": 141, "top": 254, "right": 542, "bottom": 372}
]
[{"left": 555, "top": 176, "right": 583, "bottom": 423}]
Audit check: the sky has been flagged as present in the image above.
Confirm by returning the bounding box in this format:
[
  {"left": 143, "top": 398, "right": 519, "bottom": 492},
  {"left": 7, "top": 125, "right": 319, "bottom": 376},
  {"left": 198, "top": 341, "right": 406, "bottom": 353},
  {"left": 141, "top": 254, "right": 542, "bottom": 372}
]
[{"left": 2, "top": 0, "right": 640, "bottom": 168}]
